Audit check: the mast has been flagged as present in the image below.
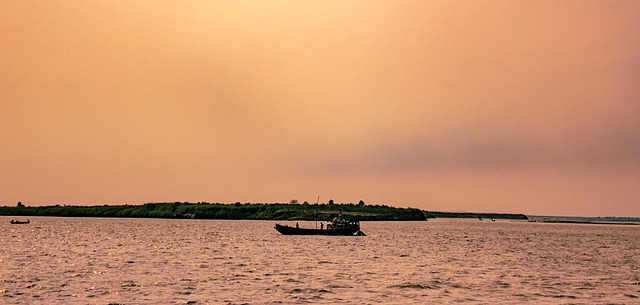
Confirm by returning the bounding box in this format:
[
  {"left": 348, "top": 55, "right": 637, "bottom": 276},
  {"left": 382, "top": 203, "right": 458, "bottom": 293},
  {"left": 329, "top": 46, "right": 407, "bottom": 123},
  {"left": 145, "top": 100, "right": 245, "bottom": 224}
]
[{"left": 315, "top": 196, "right": 320, "bottom": 229}]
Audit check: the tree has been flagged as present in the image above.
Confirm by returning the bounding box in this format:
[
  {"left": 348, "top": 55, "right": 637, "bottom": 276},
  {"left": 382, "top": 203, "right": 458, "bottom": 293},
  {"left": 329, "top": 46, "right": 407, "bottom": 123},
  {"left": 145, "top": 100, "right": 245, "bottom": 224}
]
[
  {"left": 328, "top": 199, "right": 334, "bottom": 204},
  {"left": 358, "top": 200, "right": 365, "bottom": 206},
  {"left": 290, "top": 199, "right": 298, "bottom": 205},
  {"left": 17, "top": 201, "right": 24, "bottom": 207}
]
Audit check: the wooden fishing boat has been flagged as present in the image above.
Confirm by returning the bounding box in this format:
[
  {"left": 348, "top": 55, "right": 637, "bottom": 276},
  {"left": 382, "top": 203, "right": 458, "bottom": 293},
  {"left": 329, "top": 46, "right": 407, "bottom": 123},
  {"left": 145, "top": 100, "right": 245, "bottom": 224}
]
[{"left": 274, "top": 214, "right": 364, "bottom": 236}]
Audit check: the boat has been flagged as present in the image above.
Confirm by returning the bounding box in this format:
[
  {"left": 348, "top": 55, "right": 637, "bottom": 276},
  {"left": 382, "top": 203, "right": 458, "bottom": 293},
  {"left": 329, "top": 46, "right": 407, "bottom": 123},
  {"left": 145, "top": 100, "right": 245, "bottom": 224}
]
[
  {"left": 10, "top": 219, "right": 30, "bottom": 224},
  {"left": 275, "top": 214, "right": 363, "bottom": 236}
]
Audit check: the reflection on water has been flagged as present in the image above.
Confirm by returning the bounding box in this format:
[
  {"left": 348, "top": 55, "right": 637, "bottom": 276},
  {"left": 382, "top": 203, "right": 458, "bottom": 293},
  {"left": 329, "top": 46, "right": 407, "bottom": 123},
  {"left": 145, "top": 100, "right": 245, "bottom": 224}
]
[{"left": 1, "top": 217, "right": 639, "bottom": 304}]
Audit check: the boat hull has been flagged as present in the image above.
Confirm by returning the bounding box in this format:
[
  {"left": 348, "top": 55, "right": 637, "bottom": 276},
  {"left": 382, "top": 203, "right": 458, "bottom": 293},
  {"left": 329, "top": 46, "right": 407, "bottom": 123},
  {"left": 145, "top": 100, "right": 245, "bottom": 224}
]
[{"left": 274, "top": 223, "right": 360, "bottom": 236}]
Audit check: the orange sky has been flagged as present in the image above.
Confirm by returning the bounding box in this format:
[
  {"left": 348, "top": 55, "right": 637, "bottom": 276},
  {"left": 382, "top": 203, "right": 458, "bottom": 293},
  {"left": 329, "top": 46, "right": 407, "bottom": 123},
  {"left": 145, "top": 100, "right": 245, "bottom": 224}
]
[{"left": 2, "top": 1, "right": 639, "bottom": 216}]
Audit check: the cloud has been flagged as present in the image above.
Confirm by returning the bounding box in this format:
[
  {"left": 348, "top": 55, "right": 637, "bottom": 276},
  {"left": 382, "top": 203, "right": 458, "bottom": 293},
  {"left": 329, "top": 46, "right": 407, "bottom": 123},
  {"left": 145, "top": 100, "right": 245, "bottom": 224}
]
[{"left": 279, "top": 118, "right": 640, "bottom": 177}]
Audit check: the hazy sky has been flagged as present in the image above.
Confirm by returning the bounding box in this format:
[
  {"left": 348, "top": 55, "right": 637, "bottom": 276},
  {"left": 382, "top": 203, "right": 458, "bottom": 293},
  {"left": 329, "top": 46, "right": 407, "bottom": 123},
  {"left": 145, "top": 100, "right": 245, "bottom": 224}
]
[{"left": 2, "top": 1, "right": 639, "bottom": 216}]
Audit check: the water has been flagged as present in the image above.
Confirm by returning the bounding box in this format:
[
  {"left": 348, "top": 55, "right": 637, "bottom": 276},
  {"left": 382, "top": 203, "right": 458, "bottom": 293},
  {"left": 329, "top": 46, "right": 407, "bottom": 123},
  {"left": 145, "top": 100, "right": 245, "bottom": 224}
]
[{"left": 1, "top": 217, "right": 639, "bottom": 304}]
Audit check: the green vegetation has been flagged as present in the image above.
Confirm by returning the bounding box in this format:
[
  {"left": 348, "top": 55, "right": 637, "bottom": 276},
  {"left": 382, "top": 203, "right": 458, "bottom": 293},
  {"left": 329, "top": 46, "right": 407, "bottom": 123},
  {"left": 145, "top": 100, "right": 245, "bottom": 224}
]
[
  {"left": 423, "top": 211, "right": 528, "bottom": 220},
  {"left": 0, "top": 202, "right": 426, "bottom": 221},
  {"left": 1, "top": 201, "right": 531, "bottom": 221}
]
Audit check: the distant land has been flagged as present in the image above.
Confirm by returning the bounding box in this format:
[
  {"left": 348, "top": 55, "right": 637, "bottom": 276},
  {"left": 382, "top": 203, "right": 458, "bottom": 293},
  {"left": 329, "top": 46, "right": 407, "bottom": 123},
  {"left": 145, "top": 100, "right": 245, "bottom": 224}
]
[
  {"left": 423, "top": 211, "right": 527, "bottom": 220},
  {"left": 0, "top": 202, "right": 529, "bottom": 221},
  {"left": 527, "top": 215, "right": 640, "bottom": 225}
]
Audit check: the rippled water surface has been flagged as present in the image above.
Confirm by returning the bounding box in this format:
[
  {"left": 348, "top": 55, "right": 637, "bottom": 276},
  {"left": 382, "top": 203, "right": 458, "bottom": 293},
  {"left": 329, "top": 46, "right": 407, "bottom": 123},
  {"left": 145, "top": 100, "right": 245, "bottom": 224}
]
[{"left": 2, "top": 217, "right": 639, "bottom": 304}]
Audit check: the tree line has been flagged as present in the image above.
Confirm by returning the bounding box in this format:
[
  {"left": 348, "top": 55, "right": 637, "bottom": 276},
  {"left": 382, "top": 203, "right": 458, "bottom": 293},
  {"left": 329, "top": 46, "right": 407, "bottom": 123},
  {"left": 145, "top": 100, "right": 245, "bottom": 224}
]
[{"left": 0, "top": 202, "right": 427, "bottom": 221}]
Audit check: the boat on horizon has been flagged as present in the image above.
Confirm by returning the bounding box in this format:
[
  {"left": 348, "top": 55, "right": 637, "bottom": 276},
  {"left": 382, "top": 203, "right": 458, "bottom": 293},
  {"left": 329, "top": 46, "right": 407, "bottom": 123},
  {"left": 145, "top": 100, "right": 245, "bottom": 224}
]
[
  {"left": 10, "top": 219, "right": 30, "bottom": 224},
  {"left": 275, "top": 214, "right": 364, "bottom": 236}
]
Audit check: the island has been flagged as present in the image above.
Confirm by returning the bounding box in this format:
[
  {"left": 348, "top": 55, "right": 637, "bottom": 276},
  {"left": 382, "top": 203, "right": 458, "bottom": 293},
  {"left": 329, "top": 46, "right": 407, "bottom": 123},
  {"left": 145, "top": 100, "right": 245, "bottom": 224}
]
[
  {"left": 0, "top": 202, "right": 427, "bottom": 221},
  {"left": 0, "top": 201, "right": 531, "bottom": 221}
]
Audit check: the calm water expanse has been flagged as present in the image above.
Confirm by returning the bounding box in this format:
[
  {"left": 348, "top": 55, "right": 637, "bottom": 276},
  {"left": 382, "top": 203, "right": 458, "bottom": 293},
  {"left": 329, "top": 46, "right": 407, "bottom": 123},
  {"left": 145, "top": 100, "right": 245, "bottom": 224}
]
[{"left": 1, "top": 217, "right": 638, "bottom": 304}]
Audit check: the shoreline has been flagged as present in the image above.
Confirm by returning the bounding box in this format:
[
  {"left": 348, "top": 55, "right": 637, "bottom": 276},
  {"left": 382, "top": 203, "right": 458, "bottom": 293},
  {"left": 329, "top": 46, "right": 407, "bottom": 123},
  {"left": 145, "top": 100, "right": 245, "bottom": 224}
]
[
  {"left": 0, "top": 202, "right": 530, "bottom": 221},
  {"left": 0, "top": 202, "right": 426, "bottom": 222}
]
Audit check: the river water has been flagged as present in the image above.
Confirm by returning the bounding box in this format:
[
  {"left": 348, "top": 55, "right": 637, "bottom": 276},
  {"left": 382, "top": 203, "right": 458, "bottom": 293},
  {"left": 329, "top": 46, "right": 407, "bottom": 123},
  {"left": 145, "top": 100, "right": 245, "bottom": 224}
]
[{"left": 1, "top": 217, "right": 638, "bottom": 304}]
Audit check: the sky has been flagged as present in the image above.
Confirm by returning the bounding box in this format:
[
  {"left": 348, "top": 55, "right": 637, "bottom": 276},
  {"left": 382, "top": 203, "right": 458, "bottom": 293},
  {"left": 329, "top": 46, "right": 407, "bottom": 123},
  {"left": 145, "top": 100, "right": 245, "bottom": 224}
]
[{"left": 1, "top": 1, "right": 639, "bottom": 217}]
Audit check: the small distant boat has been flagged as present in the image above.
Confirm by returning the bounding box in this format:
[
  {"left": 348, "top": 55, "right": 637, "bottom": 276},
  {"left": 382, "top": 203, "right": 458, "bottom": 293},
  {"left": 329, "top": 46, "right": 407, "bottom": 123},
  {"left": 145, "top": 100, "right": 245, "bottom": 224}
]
[
  {"left": 275, "top": 214, "right": 363, "bottom": 236},
  {"left": 10, "top": 219, "right": 30, "bottom": 224}
]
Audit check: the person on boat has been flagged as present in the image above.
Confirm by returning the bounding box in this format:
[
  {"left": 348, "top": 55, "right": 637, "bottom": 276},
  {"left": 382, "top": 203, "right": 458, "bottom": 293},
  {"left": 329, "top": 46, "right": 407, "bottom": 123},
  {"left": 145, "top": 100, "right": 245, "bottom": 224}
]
[
  {"left": 320, "top": 222, "right": 324, "bottom": 230},
  {"left": 296, "top": 222, "right": 299, "bottom": 229}
]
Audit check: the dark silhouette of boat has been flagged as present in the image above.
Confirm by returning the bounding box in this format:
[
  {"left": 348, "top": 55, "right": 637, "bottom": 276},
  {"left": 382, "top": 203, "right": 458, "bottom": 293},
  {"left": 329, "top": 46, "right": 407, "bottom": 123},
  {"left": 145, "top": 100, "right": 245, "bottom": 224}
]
[
  {"left": 10, "top": 219, "right": 30, "bottom": 224},
  {"left": 275, "top": 214, "right": 363, "bottom": 236}
]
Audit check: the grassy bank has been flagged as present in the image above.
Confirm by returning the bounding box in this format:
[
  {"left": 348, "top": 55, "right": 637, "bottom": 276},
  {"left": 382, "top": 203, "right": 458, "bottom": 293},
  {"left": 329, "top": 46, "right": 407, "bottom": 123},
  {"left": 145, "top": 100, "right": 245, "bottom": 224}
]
[{"left": 0, "top": 202, "right": 426, "bottom": 221}]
